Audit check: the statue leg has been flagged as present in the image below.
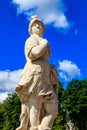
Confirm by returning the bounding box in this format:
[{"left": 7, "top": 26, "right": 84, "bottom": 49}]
[
  {"left": 38, "top": 95, "right": 58, "bottom": 130},
  {"left": 29, "top": 95, "right": 42, "bottom": 130},
  {"left": 16, "top": 103, "right": 29, "bottom": 130}
]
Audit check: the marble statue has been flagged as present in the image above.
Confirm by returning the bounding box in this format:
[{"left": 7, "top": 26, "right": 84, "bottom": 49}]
[{"left": 15, "top": 15, "right": 59, "bottom": 130}]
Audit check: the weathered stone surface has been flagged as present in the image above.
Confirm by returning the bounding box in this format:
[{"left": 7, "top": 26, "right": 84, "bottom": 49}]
[{"left": 15, "top": 15, "right": 58, "bottom": 130}]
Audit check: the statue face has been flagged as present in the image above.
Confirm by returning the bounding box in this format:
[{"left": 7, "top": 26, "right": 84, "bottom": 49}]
[{"left": 31, "top": 21, "right": 44, "bottom": 36}]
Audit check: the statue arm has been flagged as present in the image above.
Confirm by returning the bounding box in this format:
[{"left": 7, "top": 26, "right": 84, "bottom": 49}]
[{"left": 29, "top": 39, "right": 48, "bottom": 59}]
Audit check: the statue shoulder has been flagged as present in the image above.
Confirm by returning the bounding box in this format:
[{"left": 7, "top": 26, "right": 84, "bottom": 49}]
[
  {"left": 25, "top": 37, "right": 33, "bottom": 44},
  {"left": 25, "top": 35, "right": 39, "bottom": 46}
]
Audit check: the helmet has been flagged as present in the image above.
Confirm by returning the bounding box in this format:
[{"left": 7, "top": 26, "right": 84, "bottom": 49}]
[{"left": 28, "top": 15, "right": 45, "bottom": 34}]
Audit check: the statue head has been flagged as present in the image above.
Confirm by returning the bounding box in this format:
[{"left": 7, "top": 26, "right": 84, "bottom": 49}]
[{"left": 28, "top": 15, "right": 45, "bottom": 36}]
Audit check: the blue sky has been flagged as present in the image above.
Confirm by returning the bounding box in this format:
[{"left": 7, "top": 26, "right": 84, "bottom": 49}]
[{"left": 0, "top": 0, "right": 87, "bottom": 102}]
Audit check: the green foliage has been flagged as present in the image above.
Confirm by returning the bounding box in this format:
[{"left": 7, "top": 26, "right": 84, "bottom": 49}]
[
  {"left": 0, "top": 93, "right": 21, "bottom": 130},
  {"left": 53, "top": 115, "right": 66, "bottom": 130},
  {"left": 62, "top": 79, "right": 87, "bottom": 130},
  {"left": 53, "top": 82, "right": 66, "bottom": 130},
  {"left": 0, "top": 103, "right": 4, "bottom": 129}
]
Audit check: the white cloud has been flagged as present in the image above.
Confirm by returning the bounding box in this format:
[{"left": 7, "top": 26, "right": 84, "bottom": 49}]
[
  {"left": 58, "top": 60, "right": 81, "bottom": 81},
  {"left": 59, "top": 72, "right": 69, "bottom": 81},
  {"left": 0, "top": 92, "right": 8, "bottom": 103},
  {"left": 12, "top": 0, "right": 70, "bottom": 28},
  {"left": 0, "top": 69, "right": 22, "bottom": 92}
]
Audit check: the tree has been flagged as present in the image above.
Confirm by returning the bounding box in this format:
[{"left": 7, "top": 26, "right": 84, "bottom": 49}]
[
  {"left": 1, "top": 93, "right": 21, "bottom": 130},
  {"left": 62, "top": 79, "right": 87, "bottom": 130},
  {"left": 53, "top": 82, "right": 66, "bottom": 130},
  {"left": 0, "top": 103, "right": 4, "bottom": 129}
]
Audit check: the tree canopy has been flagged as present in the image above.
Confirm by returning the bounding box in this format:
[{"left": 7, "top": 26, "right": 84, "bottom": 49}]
[
  {"left": 0, "top": 93, "right": 21, "bottom": 130},
  {"left": 62, "top": 79, "right": 87, "bottom": 130}
]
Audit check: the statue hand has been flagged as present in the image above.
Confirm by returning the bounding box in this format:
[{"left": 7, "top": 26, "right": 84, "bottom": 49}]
[{"left": 39, "top": 39, "right": 49, "bottom": 46}]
